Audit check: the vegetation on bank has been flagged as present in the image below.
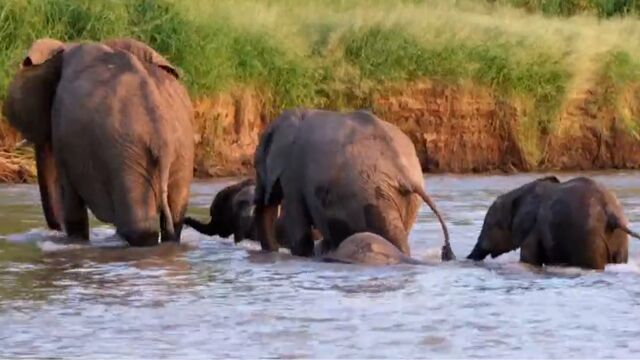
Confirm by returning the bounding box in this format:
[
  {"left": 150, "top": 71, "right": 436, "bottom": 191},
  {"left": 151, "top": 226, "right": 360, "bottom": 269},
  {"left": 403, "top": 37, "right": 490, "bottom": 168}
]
[
  {"left": 497, "top": 0, "right": 640, "bottom": 18},
  {"left": 1, "top": 0, "right": 640, "bottom": 178}
]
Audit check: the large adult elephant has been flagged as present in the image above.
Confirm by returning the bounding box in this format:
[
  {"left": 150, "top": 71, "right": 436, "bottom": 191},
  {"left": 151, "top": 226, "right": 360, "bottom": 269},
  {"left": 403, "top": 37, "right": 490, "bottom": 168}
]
[
  {"left": 467, "top": 176, "right": 640, "bottom": 269},
  {"left": 3, "top": 38, "right": 194, "bottom": 246},
  {"left": 253, "top": 109, "right": 454, "bottom": 260}
]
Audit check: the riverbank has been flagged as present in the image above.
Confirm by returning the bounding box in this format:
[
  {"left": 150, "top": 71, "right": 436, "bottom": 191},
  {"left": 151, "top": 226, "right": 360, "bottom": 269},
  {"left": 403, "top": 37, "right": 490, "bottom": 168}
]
[
  {"left": 190, "top": 76, "right": 640, "bottom": 177},
  {"left": 1, "top": 0, "right": 640, "bottom": 181}
]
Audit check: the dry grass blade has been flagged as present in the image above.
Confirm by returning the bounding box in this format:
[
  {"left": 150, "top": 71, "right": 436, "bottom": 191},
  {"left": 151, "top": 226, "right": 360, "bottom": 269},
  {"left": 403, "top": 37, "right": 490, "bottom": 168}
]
[{"left": 0, "top": 148, "right": 35, "bottom": 183}]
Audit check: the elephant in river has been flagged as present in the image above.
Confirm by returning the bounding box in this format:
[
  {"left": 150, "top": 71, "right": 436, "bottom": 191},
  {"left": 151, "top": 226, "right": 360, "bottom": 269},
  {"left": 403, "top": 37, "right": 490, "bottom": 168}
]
[
  {"left": 185, "top": 178, "right": 257, "bottom": 243},
  {"left": 253, "top": 109, "right": 454, "bottom": 260},
  {"left": 185, "top": 178, "right": 322, "bottom": 245},
  {"left": 317, "top": 232, "right": 424, "bottom": 265},
  {"left": 467, "top": 176, "right": 640, "bottom": 270},
  {"left": 3, "top": 38, "right": 194, "bottom": 246}
]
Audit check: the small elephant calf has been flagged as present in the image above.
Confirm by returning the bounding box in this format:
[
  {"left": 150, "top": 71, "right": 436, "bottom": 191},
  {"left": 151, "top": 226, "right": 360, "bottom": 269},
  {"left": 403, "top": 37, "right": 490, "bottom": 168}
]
[
  {"left": 317, "top": 232, "right": 424, "bottom": 265},
  {"left": 185, "top": 179, "right": 321, "bottom": 246},
  {"left": 468, "top": 176, "right": 640, "bottom": 270},
  {"left": 185, "top": 179, "right": 256, "bottom": 243}
]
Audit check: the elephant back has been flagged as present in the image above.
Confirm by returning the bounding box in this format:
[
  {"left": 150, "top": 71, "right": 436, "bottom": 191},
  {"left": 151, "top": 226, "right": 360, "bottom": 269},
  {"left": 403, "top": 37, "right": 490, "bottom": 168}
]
[
  {"left": 3, "top": 51, "right": 63, "bottom": 145},
  {"left": 103, "top": 38, "right": 191, "bottom": 129},
  {"left": 103, "top": 38, "right": 179, "bottom": 79}
]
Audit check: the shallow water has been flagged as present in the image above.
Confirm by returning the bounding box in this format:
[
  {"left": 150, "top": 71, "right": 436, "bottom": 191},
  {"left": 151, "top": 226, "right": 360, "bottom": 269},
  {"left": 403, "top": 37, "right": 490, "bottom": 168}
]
[{"left": 0, "top": 172, "right": 639, "bottom": 358}]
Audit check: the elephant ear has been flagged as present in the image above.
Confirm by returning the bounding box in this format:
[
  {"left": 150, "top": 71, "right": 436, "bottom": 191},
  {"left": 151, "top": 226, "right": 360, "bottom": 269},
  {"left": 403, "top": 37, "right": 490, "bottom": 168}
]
[
  {"left": 535, "top": 175, "right": 560, "bottom": 184},
  {"left": 21, "top": 38, "right": 65, "bottom": 67},
  {"left": 3, "top": 38, "right": 65, "bottom": 145},
  {"left": 504, "top": 176, "right": 558, "bottom": 246},
  {"left": 208, "top": 178, "right": 256, "bottom": 237},
  {"left": 103, "top": 38, "right": 179, "bottom": 79},
  {"left": 254, "top": 109, "right": 302, "bottom": 205}
]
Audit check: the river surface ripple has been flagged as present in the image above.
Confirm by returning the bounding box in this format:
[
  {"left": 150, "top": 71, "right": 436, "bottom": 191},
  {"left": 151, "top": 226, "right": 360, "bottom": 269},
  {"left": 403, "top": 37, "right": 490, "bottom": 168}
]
[{"left": 0, "top": 171, "right": 639, "bottom": 358}]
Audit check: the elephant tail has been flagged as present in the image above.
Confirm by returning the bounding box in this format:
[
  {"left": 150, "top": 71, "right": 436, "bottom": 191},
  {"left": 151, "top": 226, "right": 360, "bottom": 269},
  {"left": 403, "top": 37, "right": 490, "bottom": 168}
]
[
  {"left": 621, "top": 225, "right": 640, "bottom": 240},
  {"left": 607, "top": 212, "right": 640, "bottom": 240},
  {"left": 161, "top": 181, "right": 175, "bottom": 238},
  {"left": 159, "top": 156, "right": 175, "bottom": 240},
  {"left": 413, "top": 185, "right": 455, "bottom": 261}
]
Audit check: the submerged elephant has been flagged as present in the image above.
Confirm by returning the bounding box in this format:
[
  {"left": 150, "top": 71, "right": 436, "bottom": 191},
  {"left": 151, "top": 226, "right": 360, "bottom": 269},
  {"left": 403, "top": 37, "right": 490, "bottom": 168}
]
[
  {"left": 317, "top": 232, "right": 424, "bottom": 265},
  {"left": 467, "top": 176, "right": 640, "bottom": 270},
  {"left": 253, "top": 109, "right": 454, "bottom": 260},
  {"left": 185, "top": 178, "right": 321, "bottom": 245},
  {"left": 3, "top": 38, "right": 194, "bottom": 246}
]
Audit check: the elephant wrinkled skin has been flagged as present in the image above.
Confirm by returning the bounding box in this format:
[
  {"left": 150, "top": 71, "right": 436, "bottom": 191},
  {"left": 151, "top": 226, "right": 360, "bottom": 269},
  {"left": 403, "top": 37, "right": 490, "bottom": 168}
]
[
  {"left": 3, "top": 38, "right": 194, "bottom": 246},
  {"left": 253, "top": 109, "right": 453, "bottom": 260},
  {"left": 467, "top": 176, "right": 640, "bottom": 270}
]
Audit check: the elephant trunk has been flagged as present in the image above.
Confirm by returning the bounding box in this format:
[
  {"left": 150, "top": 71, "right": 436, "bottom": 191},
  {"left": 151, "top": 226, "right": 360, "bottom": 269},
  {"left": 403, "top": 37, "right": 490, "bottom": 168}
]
[
  {"left": 35, "top": 143, "right": 63, "bottom": 231},
  {"left": 255, "top": 204, "right": 280, "bottom": 252},
  {"left": 606, "top": 211, "right": 640, "bottom": 241},
  {"left": 184, "top": 217, "right": 218, "bottom": 236},
  {"left": 467, "top": 242, "right": 490, "bottom": 261}
]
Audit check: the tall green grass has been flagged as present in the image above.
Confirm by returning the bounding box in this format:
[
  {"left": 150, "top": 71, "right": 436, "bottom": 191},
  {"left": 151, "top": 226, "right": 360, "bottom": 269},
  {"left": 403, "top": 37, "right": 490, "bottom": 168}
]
[
  {"left": 1, "top": 0, "right": 637, "bottom": 104},
  {"left": 1, "top": 0, "right": 640, "bottom": 164}
]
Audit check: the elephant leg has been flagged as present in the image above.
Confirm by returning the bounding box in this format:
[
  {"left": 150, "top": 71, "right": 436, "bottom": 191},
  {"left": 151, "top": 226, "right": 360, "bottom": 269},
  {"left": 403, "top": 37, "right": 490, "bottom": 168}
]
[
  {"left": 571, "top": 232, "right": 608, "bottom": 270},
  {"left": 607, "top": 229, "right": 628, "bottom": 264},
  {"left": 171, "top": 186, "right": 190, "bottom": 242},
  {"left": 60, "top": 171, "right": 89, "bottom": 241},
  {"left": 283, "top": 198, "right": 314, "bottom": 257},
  {"left": 160, "top": 211, "right": 178, "bottom": 243},
  {"left": 35, "top": 143, "right": 64, "bottom": 231},
  {"left": 519, "top": 233, "right": 543, "bottom": 266},
  {"left": 119, "top": 226, "right": 159, "bottom": 247},
  {"left": 114, "top": 175, "right": 160, "bottom": 247},
  {"left": 256, "top": 204, "right": 280, "bottom": 251}
]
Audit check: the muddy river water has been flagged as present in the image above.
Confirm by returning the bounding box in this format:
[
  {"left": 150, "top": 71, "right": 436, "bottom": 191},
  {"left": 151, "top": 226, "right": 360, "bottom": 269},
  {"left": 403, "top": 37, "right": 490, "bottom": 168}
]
[{"left": 0, "top": 172, "right": 639, "bottom": 358}]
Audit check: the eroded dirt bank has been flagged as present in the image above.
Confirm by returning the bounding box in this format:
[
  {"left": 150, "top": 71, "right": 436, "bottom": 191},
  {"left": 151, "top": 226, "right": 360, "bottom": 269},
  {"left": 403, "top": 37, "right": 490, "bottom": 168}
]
[
  {"left": 2, "top": 79, "right": 640, "bottom": 182},
  {"left": 190, "top": 80, "right": 640, "bottom": 177}
]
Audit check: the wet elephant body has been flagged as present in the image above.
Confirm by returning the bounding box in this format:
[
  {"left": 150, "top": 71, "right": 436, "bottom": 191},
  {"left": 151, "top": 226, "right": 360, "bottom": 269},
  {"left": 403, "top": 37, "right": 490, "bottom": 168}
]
[
  {"left": 468, "top": 176, "right": 640, "bottom": 270},
  {"left": 3, "top": 38, "right": 194, "bottom": 246},
  {"left": 184, "top": 180, "right": 423, "bottom": 266},
  {"left": 317, "top": 232, "right": 425, "bottom": 265},
  {"left": 253, "top": 109, "right": 453, "bottom": 260}
]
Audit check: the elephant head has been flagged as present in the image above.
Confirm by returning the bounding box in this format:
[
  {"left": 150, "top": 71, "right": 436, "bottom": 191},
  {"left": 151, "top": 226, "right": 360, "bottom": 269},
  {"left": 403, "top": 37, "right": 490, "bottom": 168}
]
[
  {"left": 2, "top": 38, "right": 180, "bottom": 232},
  {"left": 185, "top": 178, "right": 257, "bottom": 243},
  {"left": 320, "top": 232, "right": 421, "bottom": 265},
  {"left": 467, "top": 176, "right": 560, "bottom": 261}
]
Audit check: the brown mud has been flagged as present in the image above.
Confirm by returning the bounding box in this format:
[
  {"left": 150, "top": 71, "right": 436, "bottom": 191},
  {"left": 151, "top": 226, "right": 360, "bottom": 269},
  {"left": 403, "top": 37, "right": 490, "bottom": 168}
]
[
  {"left": 189, "top": 80, "right": 640, "bottom": 177},
  {"left": 2, "top": 79, "right": 640, "bottom": 182}
]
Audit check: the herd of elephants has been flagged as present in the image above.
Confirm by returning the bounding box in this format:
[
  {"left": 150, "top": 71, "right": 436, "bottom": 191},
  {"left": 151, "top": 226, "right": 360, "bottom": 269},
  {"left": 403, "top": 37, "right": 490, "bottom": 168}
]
[{"left": 4, "top": 37, "right": 640, "bottom": 270}]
